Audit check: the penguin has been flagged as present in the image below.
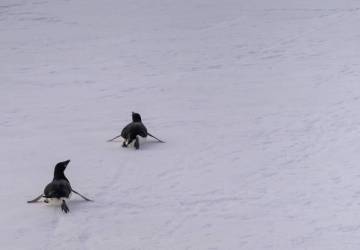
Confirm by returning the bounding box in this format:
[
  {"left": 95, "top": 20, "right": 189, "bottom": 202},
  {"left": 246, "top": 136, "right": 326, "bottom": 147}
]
[
  {"left": 121, "top": 112, "right": 148, "bottom": 149},
  {"left": 107, "top": 112, "right": 165, "bottom": 149},
  {"left": 27, "top": 160, "right": 92, "bottom": 213}
]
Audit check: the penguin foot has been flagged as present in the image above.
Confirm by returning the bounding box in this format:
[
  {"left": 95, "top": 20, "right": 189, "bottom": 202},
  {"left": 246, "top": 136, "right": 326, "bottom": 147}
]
[
  {"left": 134, "top": 137, "right": 140, "bottom": 150},
  {"left": 61, "top": 200, "right": 70, "bottom": 213}
]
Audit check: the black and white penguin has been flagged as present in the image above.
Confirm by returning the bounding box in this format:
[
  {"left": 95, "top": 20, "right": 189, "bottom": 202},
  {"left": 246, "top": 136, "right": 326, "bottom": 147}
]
[
  {"left": 107, "top": 112, "right": 164, "bottom": 149},
  {"left": 121, "top": 112, "right": 148, "bottom": 149},
  {"left": 28, "top": 160, "right": 92, "bottom": 213}
]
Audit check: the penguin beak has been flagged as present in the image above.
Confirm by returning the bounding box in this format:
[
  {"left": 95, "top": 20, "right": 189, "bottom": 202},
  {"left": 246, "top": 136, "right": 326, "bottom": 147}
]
[{"left": 63, "top": 160, "right": 70, "bottom": 167}]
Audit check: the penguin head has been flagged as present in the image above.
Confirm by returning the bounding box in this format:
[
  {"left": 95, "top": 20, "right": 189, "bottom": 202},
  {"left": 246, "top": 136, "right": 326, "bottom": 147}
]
[
  {"left": 54, "top": 160, "right": 70, "bottom": 179},
  {"left": 132, "top": 112, "right": 142, "bottom": 122}
]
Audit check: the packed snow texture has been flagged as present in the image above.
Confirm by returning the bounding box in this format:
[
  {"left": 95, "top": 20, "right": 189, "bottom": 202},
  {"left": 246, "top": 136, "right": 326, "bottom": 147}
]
[{"left": 1, "top": 0, "right": 360, "bottom": 249}]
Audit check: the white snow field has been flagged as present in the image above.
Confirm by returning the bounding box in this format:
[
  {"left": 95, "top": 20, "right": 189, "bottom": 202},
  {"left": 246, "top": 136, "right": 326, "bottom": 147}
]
[{"left": 1, "top": 0, "right": 360, "bottom": 249}]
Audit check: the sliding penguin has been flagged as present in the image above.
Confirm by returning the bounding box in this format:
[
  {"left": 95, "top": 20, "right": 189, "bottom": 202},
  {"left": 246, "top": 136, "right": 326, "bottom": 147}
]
[
  {"left": 107, "top": 112, "right": 165, "bottom": 149},
  {"left": 27, "top": 160, "right": 92, "bottom": 213}
]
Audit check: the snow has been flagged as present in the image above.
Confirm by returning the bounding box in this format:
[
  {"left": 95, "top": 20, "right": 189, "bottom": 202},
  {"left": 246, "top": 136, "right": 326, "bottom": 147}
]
[{"left": 1, "top": 0, "right": 360, "bottom": 249}]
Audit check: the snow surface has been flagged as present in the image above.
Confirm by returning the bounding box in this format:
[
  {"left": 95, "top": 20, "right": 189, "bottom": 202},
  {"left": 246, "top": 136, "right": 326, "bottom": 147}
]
[{"left": 1, "top": 0, "right": 360, "bottom": 249}]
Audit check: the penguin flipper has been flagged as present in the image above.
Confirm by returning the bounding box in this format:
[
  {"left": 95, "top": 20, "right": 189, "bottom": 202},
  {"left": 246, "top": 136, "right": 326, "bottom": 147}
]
[
  {"left": 27, "top": 194, "right": 44, "bottom": 203},
  {"left": 107, "top": 134, "right": 122, "bottom": 142},
  {"left": 147, "top": 132, "right": 165, "bottom": 143},
  {"left": 72, "top": 189, "right": 93, "bottom": 202}
]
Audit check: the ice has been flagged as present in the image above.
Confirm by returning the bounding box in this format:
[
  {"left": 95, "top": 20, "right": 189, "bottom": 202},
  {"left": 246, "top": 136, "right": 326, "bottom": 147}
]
[{"left": 1, "top": 0, "right": 360, "bottom": 249}]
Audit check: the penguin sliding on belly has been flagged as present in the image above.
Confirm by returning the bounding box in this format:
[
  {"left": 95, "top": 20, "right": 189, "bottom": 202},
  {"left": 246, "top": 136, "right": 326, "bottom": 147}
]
[
  {"left": 27, "top": 160, "right": 92, "bottom": 213},
  {"left": 107, "top": 112, "right": 165, "bottom": 149}
]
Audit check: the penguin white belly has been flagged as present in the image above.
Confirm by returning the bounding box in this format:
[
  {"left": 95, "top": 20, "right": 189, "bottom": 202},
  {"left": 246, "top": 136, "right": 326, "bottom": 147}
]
[
  {"left": 138, "top": 136, "right": 147, "bottom": 145},
  {"left": 44, "top": 194, "right": 71, "bottom": 206},
  {"left": 125, "top": 136, "right": 147, "bottom": 148}
]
